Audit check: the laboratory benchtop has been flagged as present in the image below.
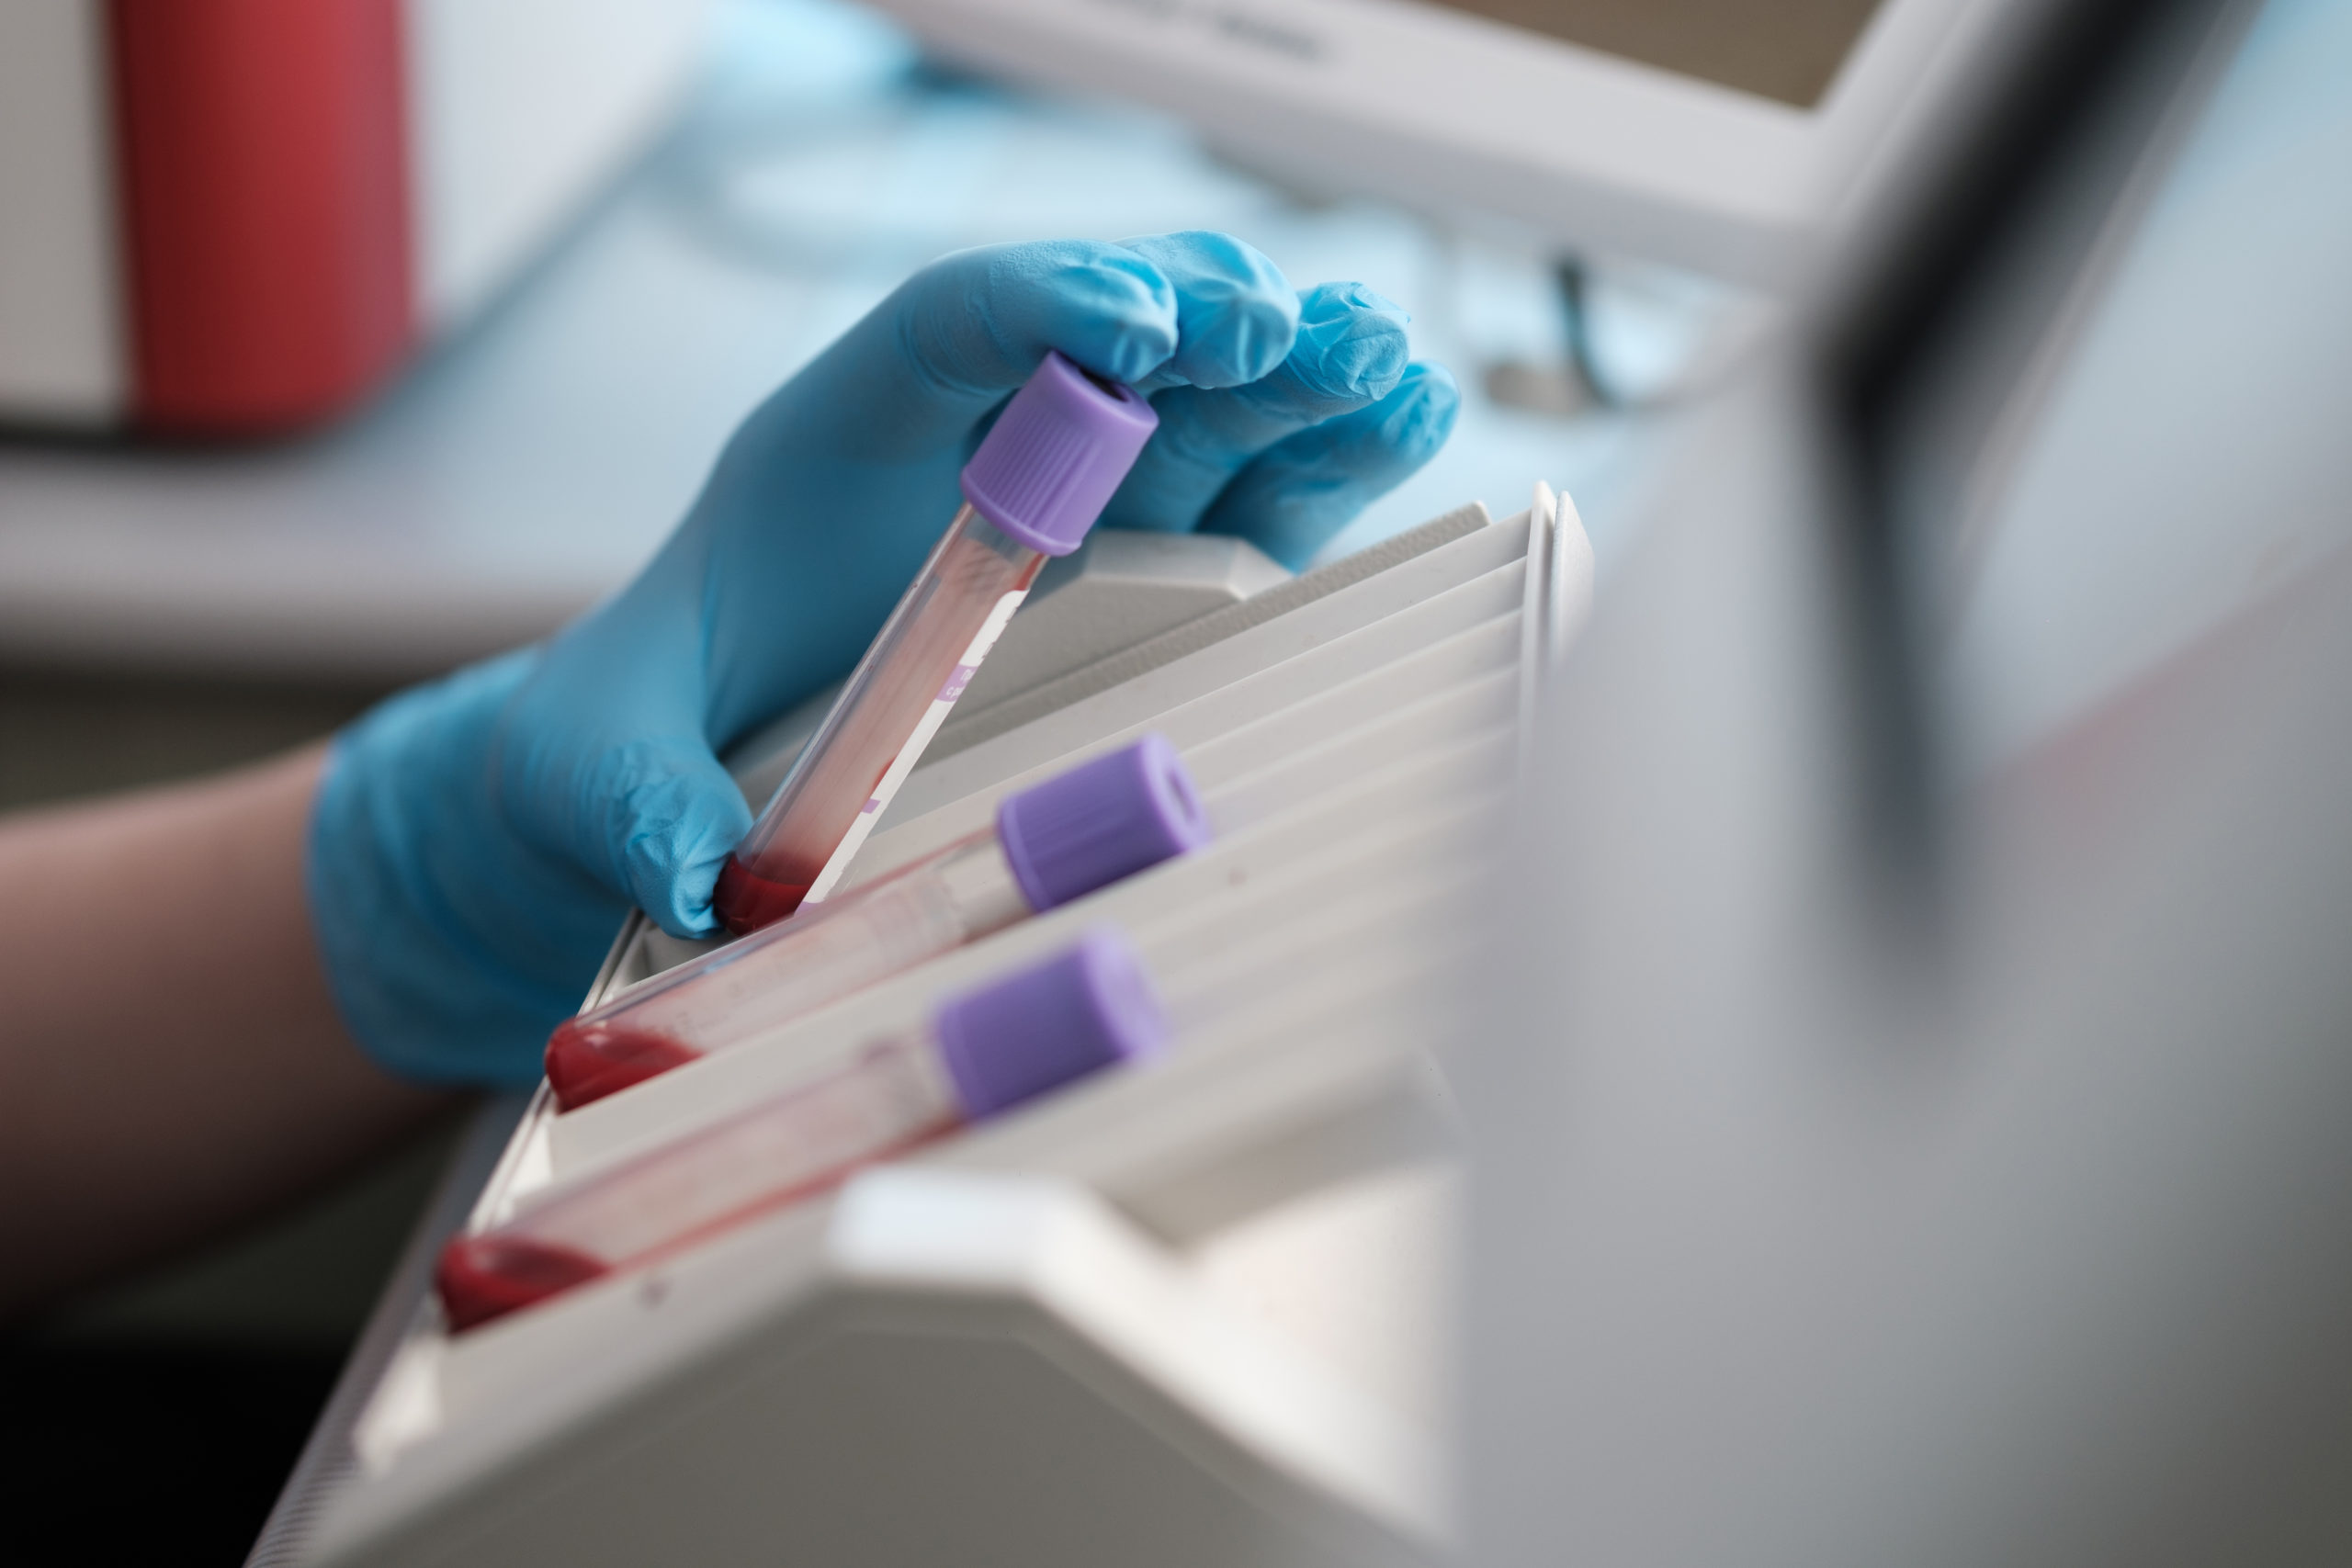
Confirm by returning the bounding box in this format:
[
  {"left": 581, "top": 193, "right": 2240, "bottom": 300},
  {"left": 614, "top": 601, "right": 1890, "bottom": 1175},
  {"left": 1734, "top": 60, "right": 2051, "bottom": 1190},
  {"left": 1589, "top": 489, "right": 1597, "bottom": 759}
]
[{"left": 0, "top": 0, "right": 1627, "bottom": 687}]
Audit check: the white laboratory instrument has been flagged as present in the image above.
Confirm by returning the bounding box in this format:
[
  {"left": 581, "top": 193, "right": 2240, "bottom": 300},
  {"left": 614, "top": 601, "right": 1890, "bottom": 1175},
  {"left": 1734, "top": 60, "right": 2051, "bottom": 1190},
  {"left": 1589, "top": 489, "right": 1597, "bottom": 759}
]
[
  {"left": 867, "top": 0, "right": 2075, "bottom": 286},
  {"left": 243, "top": 487, "right": 1591, "bottom": 1567},
  {"left": 1464, "top": 0, "right": 2352, "bottom": 1563}
]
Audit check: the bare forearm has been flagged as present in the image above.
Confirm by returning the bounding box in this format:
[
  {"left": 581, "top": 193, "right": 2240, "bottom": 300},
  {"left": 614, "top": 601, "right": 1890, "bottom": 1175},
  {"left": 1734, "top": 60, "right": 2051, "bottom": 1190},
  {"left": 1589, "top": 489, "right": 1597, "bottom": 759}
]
[{"left": 0, "top": 745, "right": 450, "bottom": 1317}]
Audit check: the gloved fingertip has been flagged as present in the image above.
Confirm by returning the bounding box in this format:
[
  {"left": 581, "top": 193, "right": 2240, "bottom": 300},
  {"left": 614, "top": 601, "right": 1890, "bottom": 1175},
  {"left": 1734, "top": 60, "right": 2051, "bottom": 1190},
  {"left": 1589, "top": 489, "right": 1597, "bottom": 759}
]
[
  {"left": 1301, "top": 280, "right": 1411, "bottom": 327},
  {"left": 1182, "top": 293, "right": 1303, "bottom": 389},
  {"left": 915, "top": 240, "right": 1183, "bottom": 396},
  {"left": 636, "top": 828, "right": 730, "bottom": 938},
  {"left": 653, "top": 866, "right": 728, "bottom": 941},
  {"left": 598, "top": 741, "right": 753, "bottom": 940},
  {"left": 1115, "top": 231, "right": 1301, "bottom": 389},
  {"left": 1288, "top": 281, "right": 1414, "bottom": 401},
  {"left": 1385, "top": 361, "right": 1464, "bottom": 455},
  {"left": 1194, "top": 356, "right": 1463, "bottom": 568},
  {"left": 629, "top": 822, "right": 744, "bottom": 939},
  {"left": 1060, "top": 250, "right": 1182, "bottom": 386},
  {"left": 1402, "top": 357, "right": 1460, "bottom": 397},
  {"left": 1081, "top": 327, "right": 1182, "bottom": 390}
]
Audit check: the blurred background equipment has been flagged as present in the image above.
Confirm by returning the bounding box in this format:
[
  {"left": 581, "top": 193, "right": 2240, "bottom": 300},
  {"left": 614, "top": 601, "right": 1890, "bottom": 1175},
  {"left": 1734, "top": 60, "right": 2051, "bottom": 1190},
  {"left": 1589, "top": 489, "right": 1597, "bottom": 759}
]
[
  {"left": 868, "top": 0, "right": 2053, "bottom": 287},
  {"left": 1467, "top": 0, "right": 2352, "bottom": 1565},
  {"left": 0, "top": 0, "right": 1607, "bottom": 687},
  {"left": 0, "top": 0, "right": 707, "bottom": 434}
]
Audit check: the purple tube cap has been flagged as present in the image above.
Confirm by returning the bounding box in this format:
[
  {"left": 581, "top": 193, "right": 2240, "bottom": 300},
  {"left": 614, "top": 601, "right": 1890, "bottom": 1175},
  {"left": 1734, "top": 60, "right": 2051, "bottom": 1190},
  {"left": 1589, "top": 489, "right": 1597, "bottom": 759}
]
[
  {"left": 933, "top": 930, "right": 1168, "bottom": 1121},
  {"left": 960, "top": 351, "right": 1159, "bottom": 557},
  {"left": 996, "top": 734, "right": 1211, "bottom": 912}
]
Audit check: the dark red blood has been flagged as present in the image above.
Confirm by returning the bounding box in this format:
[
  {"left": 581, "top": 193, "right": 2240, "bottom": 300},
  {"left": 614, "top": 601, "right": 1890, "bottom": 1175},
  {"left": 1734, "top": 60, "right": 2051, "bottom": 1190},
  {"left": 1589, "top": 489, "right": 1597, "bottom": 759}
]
[
  {"left": 713, "top": 856, "right": 813, "bottom": 936},
  {"left": 435, "top": 1235, "right": 610, "bottom": 1332},
  {"left": 543, "top": 1020, "right": 703, "bottom": 1111}
]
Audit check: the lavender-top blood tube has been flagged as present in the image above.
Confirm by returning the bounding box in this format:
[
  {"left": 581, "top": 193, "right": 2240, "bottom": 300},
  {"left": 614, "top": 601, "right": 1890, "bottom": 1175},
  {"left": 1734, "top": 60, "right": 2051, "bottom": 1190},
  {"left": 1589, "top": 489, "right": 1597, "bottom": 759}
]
[
  {"left": 546, "top": 735, "right": 1210, "bottom": 1111},
  {"left": 439, "top": 931, "right": 1167, "bottom": 1332},
  {"left": 713, "top": 354, "right": 1159, "bottom": 935}
]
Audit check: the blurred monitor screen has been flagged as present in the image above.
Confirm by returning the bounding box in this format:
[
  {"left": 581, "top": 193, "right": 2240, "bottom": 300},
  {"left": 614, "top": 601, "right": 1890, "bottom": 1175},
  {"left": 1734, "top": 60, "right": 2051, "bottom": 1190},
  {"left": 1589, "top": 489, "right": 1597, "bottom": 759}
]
[
  {"left": 1421, "top": 0, "right": 1890, "bottom": 107},
  {"left": 876, "top": 0, "right": 2032, "bottom": 284}
]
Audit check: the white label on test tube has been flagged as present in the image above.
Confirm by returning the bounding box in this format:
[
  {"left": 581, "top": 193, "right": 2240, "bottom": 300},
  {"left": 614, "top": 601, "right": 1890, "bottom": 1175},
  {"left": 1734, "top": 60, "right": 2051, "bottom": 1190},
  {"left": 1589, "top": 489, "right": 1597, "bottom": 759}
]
[{"left": 800, "top": 587, "right": 1030, "bottom": 907}]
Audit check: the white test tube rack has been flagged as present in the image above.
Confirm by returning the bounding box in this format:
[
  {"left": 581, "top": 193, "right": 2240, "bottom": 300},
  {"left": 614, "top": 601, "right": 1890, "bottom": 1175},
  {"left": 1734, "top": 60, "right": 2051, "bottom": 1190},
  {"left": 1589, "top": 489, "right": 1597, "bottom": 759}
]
[{"left": 247, "top": 488, "right": 1594, "bottom": 1568}]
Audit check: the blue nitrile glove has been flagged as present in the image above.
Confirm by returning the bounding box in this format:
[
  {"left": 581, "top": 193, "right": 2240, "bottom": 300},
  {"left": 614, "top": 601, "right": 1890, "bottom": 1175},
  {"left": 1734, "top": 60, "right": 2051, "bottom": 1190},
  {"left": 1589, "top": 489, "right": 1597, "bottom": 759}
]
[{"left": 309, "top": 231, "right": 1459, "bottom": 1085}]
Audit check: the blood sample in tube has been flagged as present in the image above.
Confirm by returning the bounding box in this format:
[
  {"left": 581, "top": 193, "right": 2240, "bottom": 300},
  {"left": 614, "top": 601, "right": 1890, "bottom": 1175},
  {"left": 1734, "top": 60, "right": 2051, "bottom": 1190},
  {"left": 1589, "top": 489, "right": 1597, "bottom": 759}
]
[
  {"left": 713, "top": 354, "right": 1159, "bottom": 935},
  {"left": 440, "top": 931, "right": 1166, "bottom": 1332},
  {"left": 546, "top": 735, "right": 1209, "bottom": 1110}
]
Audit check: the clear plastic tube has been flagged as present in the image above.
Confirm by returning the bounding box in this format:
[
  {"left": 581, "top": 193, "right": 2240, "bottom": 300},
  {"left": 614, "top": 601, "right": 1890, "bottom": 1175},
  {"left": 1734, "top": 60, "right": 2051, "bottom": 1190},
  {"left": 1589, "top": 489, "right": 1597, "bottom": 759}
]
[
  {"left": 714, "top": 507, "right": 1042, "bottom": 933},
  {"left": 441, "top": 932, "right": 1166, "bottom": 1332},
  {"left": 548, "top": 734, "right": 1209, "bottom": 1111},
  {"left": 713, "top": 354, "right": 1159, "bottom": 935},
  {"left": 552, "top": 831, "right": 1026, "bottom": 1110},
  {"left": 443, "top": 1038, "right": 959, "bottom": 1331}
]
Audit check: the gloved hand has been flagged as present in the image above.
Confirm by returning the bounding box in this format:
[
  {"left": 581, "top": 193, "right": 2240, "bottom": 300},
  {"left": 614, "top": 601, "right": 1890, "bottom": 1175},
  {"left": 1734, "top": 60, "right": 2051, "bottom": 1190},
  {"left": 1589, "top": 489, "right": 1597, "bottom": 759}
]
[{"left": 310, "top": 231, "right": 1459, "bottom": 1085}]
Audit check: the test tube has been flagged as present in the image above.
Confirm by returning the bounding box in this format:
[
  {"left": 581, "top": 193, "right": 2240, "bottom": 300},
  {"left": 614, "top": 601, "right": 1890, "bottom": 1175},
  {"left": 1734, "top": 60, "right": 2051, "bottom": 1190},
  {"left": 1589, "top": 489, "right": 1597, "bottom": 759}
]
[
  {"left": 712, "top": 353, "right": 1159, "bottom": 935},
  {"left": 438, "top": 931, "right": 1165, "bottom": 1331},
  {"left": 547, "top": 735, "right": 1209, "bottom": 1111}
]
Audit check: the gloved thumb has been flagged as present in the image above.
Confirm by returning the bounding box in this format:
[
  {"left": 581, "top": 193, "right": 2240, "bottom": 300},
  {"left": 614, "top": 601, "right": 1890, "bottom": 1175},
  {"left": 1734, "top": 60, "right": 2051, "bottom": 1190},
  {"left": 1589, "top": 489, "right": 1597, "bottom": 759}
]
[
  {"left": 512, "top": 730, "right": 752, "bottom": 940},
  {"left": 600, "top": 737, "right": 752, "bottom": 938}
]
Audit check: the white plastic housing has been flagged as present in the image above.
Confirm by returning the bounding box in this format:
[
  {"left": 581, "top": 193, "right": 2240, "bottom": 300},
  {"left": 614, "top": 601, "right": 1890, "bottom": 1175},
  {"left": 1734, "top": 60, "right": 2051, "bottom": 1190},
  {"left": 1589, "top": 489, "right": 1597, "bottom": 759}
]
[{"left": 251, "top": 489, "right": 1592, "bottom": 1568}]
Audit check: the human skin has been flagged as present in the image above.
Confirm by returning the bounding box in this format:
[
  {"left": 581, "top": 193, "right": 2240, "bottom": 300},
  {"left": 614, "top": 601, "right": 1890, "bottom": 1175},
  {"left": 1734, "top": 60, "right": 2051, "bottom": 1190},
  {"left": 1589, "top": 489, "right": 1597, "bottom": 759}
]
[{"left": 0, "top": 746, "right": 447, "bottom": 1319}]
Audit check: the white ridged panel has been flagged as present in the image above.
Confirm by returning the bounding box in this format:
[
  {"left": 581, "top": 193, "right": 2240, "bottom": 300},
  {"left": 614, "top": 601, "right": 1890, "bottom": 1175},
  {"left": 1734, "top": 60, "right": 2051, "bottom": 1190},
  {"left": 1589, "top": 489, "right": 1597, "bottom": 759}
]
[
  {"left": 888, "top": 513, "right": 1532, "bottom": 822},
  {"left": 849, "top": 561, "right": 1525, "bottom": 882},
  {"left": 309, "top": 497, "right": 1592, "bottom": 1568}
]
